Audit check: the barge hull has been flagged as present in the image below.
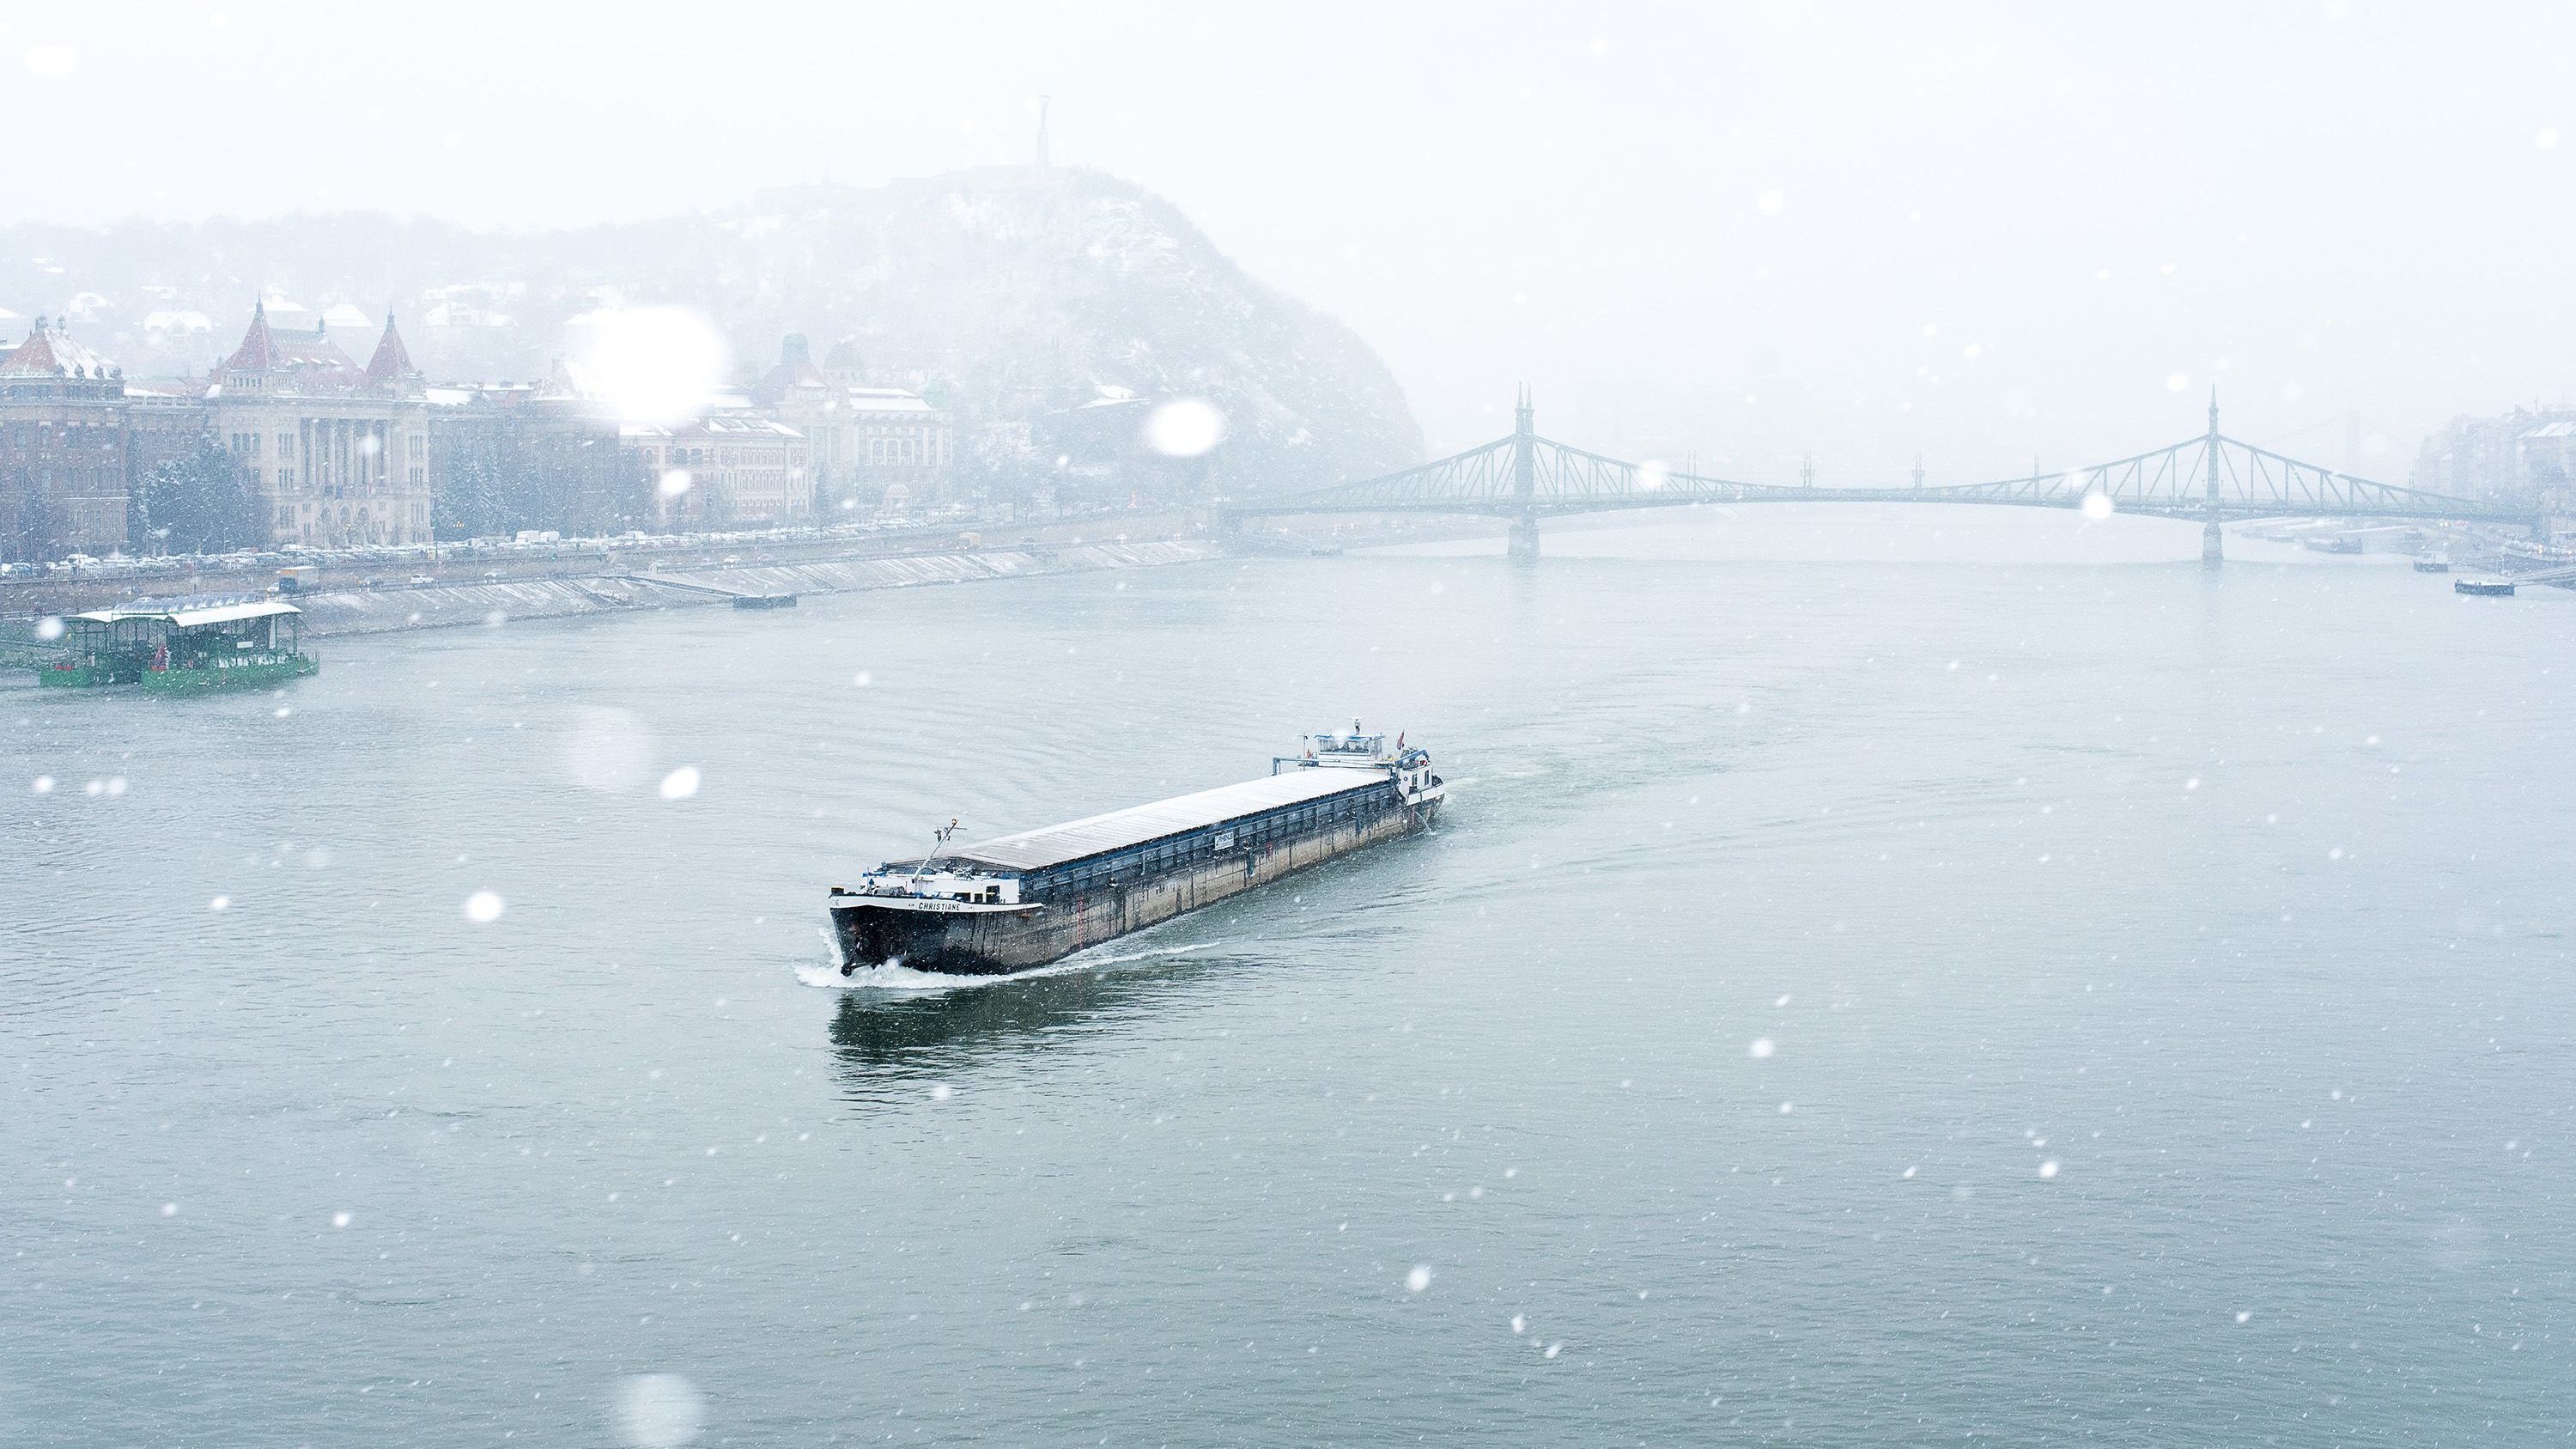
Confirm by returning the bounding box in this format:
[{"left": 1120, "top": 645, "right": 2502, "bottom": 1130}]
[{"left": 832, "top": 797, "right": 1435, "bottom": 975}]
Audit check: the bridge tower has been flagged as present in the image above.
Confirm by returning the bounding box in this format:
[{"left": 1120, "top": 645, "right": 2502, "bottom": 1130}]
[
  {"left": 2202, "top": 388, "right": 2225, "bottom": 565},
  {"left": 1508, "top": 385, "right": 1540, "bottom": 559}
]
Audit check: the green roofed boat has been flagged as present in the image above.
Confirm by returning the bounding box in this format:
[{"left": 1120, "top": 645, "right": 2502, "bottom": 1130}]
[{"left": 35, "top": 596, "right": 319, "bottom": 692}]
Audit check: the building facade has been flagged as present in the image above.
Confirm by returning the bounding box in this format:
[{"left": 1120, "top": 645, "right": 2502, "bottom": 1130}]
[
  {"left": 2412, "top": 406, "right": 2576, "bottom": 508},
  {"left": 621, "top": 411, "right": 810, "bottom": 530},
  {"left": 210, "top": 302, "right": 432, "bottom": 548},
  {"left": 844, "top": 387, "right": 953, "bottom": 514},
  {"left": 428, "top": 360, "right": 630, "bottom": 539},
  {"left": 0, "top": 318, "right": 134, "bottom": 558},
  {"left": 756, "top": 335, "right": 952, "bottom": 515},
  {"left": 3, "top": 308, "right": 966, "bottom": 559}
]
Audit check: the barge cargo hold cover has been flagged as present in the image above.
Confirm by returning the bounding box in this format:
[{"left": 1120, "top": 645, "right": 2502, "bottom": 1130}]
[{"left": 827, "top": 725, "right": 1443, "bottom": 976}]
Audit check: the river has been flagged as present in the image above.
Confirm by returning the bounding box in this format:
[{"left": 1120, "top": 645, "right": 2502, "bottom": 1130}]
[{"left": 5, "top": 505, "right": 2570, "bottom": 1445}]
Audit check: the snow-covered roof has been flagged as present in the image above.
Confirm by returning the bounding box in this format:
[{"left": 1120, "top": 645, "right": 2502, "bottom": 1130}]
[
  {"left": 0, "top": 319, "right": 121, "bottom": 381},
  {"left": 622, "top": 416, "right": 805, "bottom": 441},
  {"left": 76, "top": 598, "right": 301, "bottom": 628},
  {"left": 702, "top": 415, "right": 803, "bottom": 438},
  {"left": 845, "top": 387, "right": 934, "bottom": 414},
  {"left": 422, "top": 302, "right": 513, "bottom": 328},
  {"left": 533, "top": 356, "right": 600, "bottom": 401},
  {"left": 951, "top": 768, "right": 1388, "bottom": 874}
]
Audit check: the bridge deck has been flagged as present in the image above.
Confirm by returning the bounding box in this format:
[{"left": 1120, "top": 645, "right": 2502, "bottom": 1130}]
[{"left": 1225, "top": 402, "right": 2537, "bottom": 531}]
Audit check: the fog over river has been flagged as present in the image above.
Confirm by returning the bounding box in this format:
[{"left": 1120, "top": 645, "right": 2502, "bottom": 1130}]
[{"left": 6, "top": 508, "right": 2570, "bottom": 1445}]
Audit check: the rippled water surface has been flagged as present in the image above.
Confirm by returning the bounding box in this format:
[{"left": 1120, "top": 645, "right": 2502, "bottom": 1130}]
[{"left": 7, "top": 509, "right": 2572, "bottom": 1445}]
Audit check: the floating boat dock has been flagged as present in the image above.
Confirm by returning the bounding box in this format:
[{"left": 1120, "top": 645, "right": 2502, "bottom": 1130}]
[
  {"left": 34, "top": 596, "right": 319, "bottom": 691},
  {"left": 620, "top": 575, "right": 799, "bottom": 609}
]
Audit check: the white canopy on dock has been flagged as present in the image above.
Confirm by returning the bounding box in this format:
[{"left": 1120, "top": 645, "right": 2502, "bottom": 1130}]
[{"left": 75, "top": 599, "right": 302, "bottom": 628}]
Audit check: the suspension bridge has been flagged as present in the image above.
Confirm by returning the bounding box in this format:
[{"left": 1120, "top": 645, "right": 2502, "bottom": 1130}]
[{"left": 1221, "top": 391, "right": 2544, "bottom": 562}]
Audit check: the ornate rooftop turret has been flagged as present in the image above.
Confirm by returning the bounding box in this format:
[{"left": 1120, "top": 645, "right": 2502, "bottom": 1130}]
[
  {"left": 363, "top": 311, "right": 417, "bottom": 387},
  {"left": 222, "top": 298, "right": 276, "bottom": 374}
]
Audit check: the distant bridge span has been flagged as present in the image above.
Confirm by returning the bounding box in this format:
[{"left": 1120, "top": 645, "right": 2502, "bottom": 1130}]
[{"left": 1221, "top": 391, "right": 2542, "bottom": 562}]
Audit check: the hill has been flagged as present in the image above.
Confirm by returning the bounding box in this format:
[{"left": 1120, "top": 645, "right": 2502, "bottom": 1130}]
[{"left": 0, "top": 167, "right": 1423, "bottom": 496}]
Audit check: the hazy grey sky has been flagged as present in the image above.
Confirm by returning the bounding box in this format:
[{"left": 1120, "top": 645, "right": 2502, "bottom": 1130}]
[{"left": 10, "top": 1, "right": 2576, "bottom": 481}]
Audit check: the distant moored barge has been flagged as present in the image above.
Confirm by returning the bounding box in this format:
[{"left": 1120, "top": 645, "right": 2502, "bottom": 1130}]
[{"left": 828, "top": 724, "right": 1444, "bottom": 975}]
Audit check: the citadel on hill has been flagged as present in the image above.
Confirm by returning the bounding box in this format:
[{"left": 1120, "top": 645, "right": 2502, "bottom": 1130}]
[{"left": 0, "top": 304, "right": 956, "bottom": 562}]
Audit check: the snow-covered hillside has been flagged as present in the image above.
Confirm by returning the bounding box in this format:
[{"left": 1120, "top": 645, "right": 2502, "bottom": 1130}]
[{"left": 0, "top": 166, "right": 1424, "bottom": 495}]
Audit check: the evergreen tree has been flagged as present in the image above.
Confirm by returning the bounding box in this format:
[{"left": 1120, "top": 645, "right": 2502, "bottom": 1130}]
[
  {"left": 434, "top": 451, "right": 512, "bottom": 541},
  {"left": 132, "top": 441, "right": 262, "bottom": 554},
  {"left": 4, "top": 480, "right": 63, "bottom": 563}
]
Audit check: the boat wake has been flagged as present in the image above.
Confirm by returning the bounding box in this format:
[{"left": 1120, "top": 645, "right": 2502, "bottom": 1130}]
[{"left": 794, "top": 937, "right": 1230, "bottom": 994}]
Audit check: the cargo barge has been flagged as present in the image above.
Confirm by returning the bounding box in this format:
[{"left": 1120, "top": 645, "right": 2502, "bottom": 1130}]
[{"left": 828, "top": 724, "right": 1443, "bottom": 976}]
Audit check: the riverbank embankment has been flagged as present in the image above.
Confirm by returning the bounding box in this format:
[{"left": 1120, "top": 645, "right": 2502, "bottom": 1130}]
[{"left": 282, "top": 539, "right": 1223, "bottom": 636}]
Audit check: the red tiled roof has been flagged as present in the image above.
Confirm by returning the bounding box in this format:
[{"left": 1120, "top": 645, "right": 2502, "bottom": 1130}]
[
  {"left": 221, "top": 300, "right": 364, "bottom": 384},
  {"left": 222, "top": 301, "right": 276, "bottom": 372},
  {"left": 754, "top": 332, "right": 830, "bottom": 403},
  {"left": 756, "top": 357, "right": 830, "bottom": 400},
  {"left": 1, "top": 317, "right": 122, "bottom": 381},
  {"left": 363, "top": 313, "right": 416, "bottom": 383}
]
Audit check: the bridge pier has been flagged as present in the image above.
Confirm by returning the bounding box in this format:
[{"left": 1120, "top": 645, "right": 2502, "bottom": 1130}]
[
  {"left": 2201, "top": 389, "right": 2225, "bottom": 566},
  {"left": 1507, "top": 513, "right": 1540, "bottom": 560}
]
